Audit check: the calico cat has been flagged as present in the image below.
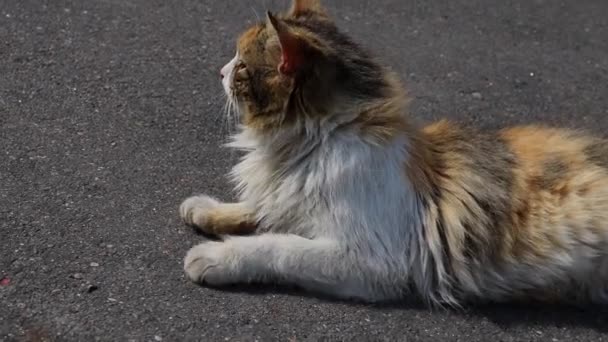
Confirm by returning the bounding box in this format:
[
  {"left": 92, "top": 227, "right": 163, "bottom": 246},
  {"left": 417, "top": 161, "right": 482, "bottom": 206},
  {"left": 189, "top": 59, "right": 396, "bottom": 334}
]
[{"left": 179, "top": 0, "right": 608, "bottom": 305}]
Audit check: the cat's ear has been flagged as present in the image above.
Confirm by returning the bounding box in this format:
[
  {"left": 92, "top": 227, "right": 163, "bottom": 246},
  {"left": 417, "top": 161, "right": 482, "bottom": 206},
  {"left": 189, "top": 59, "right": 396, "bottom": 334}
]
[
  {"left": 266, "top": 12, "right": 307, "bottom": 75},
  {"left": 289, "top": 0, "right": 325, "bottom": 17}
]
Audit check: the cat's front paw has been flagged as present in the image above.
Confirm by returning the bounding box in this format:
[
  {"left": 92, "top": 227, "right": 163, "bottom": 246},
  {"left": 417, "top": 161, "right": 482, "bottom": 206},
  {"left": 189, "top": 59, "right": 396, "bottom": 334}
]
[
  {"left": 184, "top": 241, "right": 237, "bottom": 286},
  {"left": 179, "top": 195, "right": 220, "bottom": 232}
]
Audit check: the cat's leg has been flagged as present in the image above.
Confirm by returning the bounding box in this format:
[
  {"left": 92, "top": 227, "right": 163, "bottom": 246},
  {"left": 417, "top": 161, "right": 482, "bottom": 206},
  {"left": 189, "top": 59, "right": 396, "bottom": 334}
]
[
  {"left": 179, "top": 195, "right": 257, "bottom": 235},
  {"left": 184, "top": 234, "right": 380, "bottom": 300}
]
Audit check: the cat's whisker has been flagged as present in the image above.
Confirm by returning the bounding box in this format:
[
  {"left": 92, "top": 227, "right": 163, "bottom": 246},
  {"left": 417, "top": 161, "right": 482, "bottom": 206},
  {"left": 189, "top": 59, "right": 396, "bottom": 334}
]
[
  {"left": 215, "top": 90, "right": 226, "bottom": 100},
  {"left": 250, "top": 6, "right": 261, "bottom": 23},
  {"left": 221, "top": 97, "right": 231, "bottom": 138},
  {"left": 218, "top": 90, "right": 234, "bottom": 139},
  {"left": 228, "top": 104, "right": 234, "bottom": 137},
  {"left": 227, "top": 99, "right": 235, "bottom": 137},
  {"left": 232, "top": 98, "right": 241, "bottom": 129},
  {"left": 226, "top": 95, "right": 235, "bottom": 135}
]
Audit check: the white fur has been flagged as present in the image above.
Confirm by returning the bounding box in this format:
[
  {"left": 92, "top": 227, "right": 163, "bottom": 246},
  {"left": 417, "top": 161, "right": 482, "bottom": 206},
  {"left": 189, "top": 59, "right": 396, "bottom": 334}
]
[{"left": 183, "top": 117, "right": 429, "bottom": 301}]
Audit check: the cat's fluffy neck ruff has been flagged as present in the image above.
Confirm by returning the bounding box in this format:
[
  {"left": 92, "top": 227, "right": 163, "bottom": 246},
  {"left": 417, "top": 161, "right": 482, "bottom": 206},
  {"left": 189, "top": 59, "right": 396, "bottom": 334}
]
[{"left": 229, "top": 73, "right": 412, "bottom": 154}]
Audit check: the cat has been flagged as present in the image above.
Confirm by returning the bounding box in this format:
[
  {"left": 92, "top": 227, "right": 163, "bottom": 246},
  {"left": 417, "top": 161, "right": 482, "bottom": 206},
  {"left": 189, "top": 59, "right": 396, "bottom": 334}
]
[{"left": 179, "top": 0, "right": 608, "bottom": 306}]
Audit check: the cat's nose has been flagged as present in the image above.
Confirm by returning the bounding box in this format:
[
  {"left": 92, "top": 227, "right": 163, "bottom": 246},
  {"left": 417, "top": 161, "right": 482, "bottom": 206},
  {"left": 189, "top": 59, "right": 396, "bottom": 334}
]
[{"left": 220, "top": 70, "right": 224, "bottom": 79}]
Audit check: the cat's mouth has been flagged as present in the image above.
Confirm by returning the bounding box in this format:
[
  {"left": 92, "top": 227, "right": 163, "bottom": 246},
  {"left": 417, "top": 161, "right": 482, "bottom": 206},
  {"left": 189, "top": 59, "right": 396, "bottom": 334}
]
[{"left": 221, "top": 54, "right": 239, "bottom": 97}]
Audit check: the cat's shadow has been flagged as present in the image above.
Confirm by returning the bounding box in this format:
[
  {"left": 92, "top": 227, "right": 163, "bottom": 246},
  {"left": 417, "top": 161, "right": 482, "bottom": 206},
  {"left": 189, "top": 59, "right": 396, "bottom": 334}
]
[{"left": 213, "top": 283, "right": 608, "bottom": 334}]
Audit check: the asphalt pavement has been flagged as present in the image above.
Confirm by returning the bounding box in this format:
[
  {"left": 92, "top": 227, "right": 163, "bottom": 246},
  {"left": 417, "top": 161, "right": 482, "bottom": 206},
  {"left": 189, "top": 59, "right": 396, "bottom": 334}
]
[{"left": 1, "top": 0, "right": 608, "bottom": 341}]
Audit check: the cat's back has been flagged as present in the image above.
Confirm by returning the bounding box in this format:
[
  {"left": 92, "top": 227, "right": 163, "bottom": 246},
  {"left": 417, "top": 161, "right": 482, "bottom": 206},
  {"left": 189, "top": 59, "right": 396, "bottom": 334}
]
[
  {"left": 424, "top": 121, "right": 608, "bottom": 231},
  {"left": 500, "top": 125, "right": 608, "bottom": 244},
  {"left": 420, "top": 122, "right": 608, "bottom": 301},
  {"left": 500, "top": 125, "right": 608, "bottom": 210}
]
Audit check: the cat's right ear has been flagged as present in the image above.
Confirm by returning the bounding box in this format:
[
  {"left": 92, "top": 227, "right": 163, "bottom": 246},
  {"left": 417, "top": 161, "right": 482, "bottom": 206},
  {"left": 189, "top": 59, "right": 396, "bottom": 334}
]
[{"left": 266, "top": 12, "right": 307, "bottom": 76}]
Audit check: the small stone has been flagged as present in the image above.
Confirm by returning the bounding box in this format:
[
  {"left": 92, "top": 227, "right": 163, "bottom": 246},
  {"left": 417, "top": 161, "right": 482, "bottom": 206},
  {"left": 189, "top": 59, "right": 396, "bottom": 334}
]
[
  {"left": 87, "top": 285, "right": 98, "bottom": 293},
  {"left": 154, "top": 335, "right": 163, "bottom": 341},
  {"left": 71, "top": 273, "right": 83, "bottom": 279},
  {"left": 90, "top": 262, "right": 99, "bottom": 267},
  {"left": 108, "top": 297, "right": 117, "bottom": 302},
  {"left": 471, "top": 92, "right": 483, "bottom": 100}
]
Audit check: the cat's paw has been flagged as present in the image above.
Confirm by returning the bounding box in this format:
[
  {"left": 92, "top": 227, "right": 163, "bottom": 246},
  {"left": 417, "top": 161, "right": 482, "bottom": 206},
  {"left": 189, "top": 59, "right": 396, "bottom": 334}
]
[
  {"left": 184, "top": 241, "right": 236, "bottom": 286},
  {"left": 179, "top": 195, "right": 220, "bottom": 232}
]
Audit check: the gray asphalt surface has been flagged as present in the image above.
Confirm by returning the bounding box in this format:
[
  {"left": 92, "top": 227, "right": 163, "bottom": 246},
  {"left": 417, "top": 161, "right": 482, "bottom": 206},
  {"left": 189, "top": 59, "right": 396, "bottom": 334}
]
[{"left": 1, "top": 0, "right": 608, "bottom": 341}]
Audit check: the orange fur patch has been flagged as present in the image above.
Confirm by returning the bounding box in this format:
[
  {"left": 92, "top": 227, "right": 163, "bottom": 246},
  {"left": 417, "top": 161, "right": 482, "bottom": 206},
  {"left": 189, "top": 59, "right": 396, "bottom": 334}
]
[{"left": 196, "top": 203, "right": 257, "bottom": 235}]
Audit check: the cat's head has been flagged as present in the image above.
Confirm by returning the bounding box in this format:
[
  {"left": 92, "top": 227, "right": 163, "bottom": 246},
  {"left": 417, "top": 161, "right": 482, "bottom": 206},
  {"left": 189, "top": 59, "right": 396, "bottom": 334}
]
[{"left": 221, "top": 0, "right": 402, "bottom": 133}]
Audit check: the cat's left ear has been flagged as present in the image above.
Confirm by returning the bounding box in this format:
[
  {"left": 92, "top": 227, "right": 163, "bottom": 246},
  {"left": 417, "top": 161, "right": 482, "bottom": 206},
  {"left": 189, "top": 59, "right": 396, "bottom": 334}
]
[{"left": 266, "top": 12, "right": 308, "bottom": 75}]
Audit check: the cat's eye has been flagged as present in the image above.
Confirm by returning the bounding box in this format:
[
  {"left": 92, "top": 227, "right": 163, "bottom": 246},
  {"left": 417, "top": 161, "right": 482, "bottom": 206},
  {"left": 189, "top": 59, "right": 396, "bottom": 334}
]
[{"left": 234, "top": 62, "right": 249, "bottom": 81}]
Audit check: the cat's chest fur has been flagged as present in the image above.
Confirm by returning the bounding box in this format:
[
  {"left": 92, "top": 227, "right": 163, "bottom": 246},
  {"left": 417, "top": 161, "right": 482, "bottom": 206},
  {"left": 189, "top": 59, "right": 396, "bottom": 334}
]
[
  {"left": 229, "top": 130, "right": 337, "bottom": 237},
  {"left": 228, "top": 127, "right": 416, "bottom": 240}
]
